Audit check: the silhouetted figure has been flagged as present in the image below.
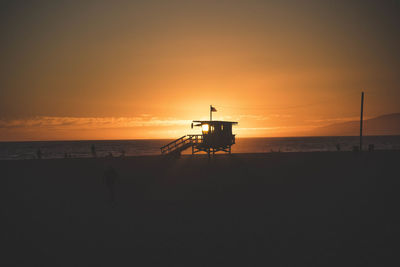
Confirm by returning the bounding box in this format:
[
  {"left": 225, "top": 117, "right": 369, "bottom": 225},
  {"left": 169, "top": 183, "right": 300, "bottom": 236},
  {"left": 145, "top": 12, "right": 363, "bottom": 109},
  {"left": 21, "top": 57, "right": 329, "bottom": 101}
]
[
  {"left": 91, "top": 144, "right": 97, "bottom": 158},
  {"left": 64, "top": 153, "right": 68, "bottom": 158},
  {"left": 336, "top": 144, "right": 341, "bottom": 151},
  {"left": 36, "top": 149, "right": 42, "bottom": 159},
  {"left": 103, "top": 166, "right": 118, "bottom": 204},
  {"left": 368, "top": 144, "right": 375, "bottom": 152}
]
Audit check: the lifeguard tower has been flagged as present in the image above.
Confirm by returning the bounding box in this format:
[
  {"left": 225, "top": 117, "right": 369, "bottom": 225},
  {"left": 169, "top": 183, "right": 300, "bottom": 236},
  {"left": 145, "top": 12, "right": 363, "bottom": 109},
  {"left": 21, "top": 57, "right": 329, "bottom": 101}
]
[{"left": 161, "top": 106, "right": 238, "bottom": 157}]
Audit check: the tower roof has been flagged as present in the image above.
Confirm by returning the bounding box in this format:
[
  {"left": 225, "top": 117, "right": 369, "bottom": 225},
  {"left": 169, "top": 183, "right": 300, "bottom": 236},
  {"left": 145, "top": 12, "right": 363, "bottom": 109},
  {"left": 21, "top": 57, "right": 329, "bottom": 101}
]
[{"left": 192, "top": 120, "right": 238, "bottom": 125}]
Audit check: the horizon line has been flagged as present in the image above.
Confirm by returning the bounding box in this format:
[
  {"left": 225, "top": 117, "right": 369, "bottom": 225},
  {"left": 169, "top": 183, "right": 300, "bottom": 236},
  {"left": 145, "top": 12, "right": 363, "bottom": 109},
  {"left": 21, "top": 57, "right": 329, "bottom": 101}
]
[{"left": 1, "top": 134, "right": 400, "bottom": 143}]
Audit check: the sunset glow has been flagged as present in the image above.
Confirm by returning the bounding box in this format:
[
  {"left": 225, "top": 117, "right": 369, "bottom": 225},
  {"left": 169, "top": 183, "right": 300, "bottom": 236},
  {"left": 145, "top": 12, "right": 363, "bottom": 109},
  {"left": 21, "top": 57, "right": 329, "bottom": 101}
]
[
  {"left": 1, "top": 1, "right": 399, "bottom": 141},
  {"left": 202, "top": 124, "right": 209, "bottom": 134}
]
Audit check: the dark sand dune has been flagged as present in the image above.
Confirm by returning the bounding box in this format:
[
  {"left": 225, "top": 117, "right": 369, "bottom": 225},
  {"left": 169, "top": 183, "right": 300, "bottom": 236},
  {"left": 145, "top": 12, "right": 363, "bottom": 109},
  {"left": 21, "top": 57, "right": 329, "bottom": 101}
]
[{"left": 2, "top": 152, "right": 400, "bottom": 266}]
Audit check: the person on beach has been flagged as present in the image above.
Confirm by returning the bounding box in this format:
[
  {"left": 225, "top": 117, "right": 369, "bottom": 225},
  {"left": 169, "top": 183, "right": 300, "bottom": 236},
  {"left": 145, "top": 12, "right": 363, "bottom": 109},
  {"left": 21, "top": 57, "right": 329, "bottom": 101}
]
[
  {"left": 91, "top": 144, "right": 97, "bottom": 158},
  {"left": 36, "top": 149, "right": 42, "bottom": 159},
  {"left": 336, "top": 144, "right": 341, "bottom": 151},
  {"left": 103, "top": 166, "right": 118, "bottom": 204}
]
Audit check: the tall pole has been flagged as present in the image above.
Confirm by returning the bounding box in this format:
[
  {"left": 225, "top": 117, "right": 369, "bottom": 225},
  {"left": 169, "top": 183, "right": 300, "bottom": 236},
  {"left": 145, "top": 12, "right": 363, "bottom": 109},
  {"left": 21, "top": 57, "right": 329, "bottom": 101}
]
[
  {"left": 360, "top": 92, "right": 364, "bottom": 151},
  {"left": 210, "top": 105, "right": 212, "bottom": 121}
]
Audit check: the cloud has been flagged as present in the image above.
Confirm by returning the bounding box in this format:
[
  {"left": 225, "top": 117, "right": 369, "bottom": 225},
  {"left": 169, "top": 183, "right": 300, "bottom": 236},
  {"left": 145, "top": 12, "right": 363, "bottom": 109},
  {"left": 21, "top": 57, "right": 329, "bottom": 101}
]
[
  {"left": 237, "top": 114, "right": 270, "bottom": 121},
  {"left": 0, "top": 116, "right": 190, "bottom": 130},
  {"left": 238, "top": 127, "right": 284, "bottom": 131},
  {"left": 305, "top": 116, "right": 370, "bottom": 125}
]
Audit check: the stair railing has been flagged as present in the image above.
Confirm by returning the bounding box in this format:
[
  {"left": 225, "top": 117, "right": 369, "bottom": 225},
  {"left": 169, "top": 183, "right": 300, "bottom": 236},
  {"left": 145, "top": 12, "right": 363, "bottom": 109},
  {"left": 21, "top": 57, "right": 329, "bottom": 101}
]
[
  {"left": 161, "top": 135, "right": 187, "bottom": 154},
  {"left": 160, "top": 134, "right": 204, "bottom": 154}
]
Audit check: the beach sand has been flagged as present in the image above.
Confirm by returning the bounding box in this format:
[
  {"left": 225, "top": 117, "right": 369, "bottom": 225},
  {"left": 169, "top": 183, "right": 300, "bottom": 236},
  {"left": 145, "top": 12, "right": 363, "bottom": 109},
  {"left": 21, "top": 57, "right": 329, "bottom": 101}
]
[{"left": 2, "top": 151, "right": 400, "bottom": 266}]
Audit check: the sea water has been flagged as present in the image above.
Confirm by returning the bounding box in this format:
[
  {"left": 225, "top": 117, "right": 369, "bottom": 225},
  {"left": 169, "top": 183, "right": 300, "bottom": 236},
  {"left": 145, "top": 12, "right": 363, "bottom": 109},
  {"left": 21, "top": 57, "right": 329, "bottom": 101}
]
[{"left": 1, "top": 136, "right": 400, "bottom": 160}]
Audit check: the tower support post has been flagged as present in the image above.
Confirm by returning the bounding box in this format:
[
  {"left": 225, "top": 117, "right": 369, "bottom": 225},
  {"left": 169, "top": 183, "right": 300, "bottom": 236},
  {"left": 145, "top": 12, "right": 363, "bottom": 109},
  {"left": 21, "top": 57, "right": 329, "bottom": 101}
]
[{"left": 360, "top": 92, "right": 364, "bottom": 151}]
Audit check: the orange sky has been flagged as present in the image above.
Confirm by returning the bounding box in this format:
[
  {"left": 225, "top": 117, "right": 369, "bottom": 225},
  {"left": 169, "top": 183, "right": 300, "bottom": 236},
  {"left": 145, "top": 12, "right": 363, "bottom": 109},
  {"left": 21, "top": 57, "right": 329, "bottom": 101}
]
[{"left": 0, "top": 0, "right": 399, "bottom": 141}]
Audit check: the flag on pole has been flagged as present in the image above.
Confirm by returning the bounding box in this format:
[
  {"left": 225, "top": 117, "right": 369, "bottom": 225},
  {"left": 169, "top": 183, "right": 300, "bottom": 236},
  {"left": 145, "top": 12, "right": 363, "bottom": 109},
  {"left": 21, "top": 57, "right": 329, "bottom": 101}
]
[{"left": 210, "top": 106, "right": 217, "bottom": 112}]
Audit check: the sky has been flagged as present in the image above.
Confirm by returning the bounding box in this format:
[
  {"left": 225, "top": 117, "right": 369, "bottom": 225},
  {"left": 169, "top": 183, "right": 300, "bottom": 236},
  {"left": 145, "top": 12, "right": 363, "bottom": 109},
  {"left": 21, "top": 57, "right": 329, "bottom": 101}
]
[{"left": 1, "top": 0, "right": 399, "bottom": 141}]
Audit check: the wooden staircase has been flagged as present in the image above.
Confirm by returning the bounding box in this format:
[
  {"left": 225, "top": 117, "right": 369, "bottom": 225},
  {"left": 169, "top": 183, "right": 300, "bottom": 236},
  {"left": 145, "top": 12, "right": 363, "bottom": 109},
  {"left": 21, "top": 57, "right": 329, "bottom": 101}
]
[{"left": 161, "top": 135, "right": 203, "bottom": 156}]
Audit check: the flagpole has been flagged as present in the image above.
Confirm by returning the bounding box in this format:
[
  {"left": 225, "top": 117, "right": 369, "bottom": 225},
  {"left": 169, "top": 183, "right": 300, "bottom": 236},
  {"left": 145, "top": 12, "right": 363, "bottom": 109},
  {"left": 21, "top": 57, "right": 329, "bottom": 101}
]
[{"left": 210, "top": 105, "right": 212, "bottom": 121}]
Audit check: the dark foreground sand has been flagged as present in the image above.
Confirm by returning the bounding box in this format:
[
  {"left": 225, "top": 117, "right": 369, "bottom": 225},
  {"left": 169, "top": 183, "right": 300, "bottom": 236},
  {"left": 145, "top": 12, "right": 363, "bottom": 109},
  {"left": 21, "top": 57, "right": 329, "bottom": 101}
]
[{"left": 2, "top": 151, "right": 400, "bottom": 266}]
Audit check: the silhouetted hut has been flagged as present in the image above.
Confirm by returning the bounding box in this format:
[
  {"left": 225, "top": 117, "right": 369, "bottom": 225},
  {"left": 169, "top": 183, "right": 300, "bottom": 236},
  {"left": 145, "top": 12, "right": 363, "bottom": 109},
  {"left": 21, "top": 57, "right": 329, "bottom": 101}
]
[
  {"left": 191, "top": 120, "right": 237, "bottom": 154},
  {"left": 160, "top": 105, "right": 238, "bottom": 156},
  {"left": 160, "top": 120, "right": 238, "bottom": 156}
]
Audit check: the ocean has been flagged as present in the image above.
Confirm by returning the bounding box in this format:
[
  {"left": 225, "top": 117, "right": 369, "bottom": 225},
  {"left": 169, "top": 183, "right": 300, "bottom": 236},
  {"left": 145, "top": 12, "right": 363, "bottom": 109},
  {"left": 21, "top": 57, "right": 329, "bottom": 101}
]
[{"left": 1, "top": 136, "right": 400, "bottom": 160}]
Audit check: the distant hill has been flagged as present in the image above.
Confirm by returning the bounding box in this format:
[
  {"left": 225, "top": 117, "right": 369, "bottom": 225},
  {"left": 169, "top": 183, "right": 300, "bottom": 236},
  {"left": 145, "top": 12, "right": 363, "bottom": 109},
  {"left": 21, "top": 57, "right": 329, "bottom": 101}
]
[{"left": 310, "top": 113, "right": 400, "bottom": 136}]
